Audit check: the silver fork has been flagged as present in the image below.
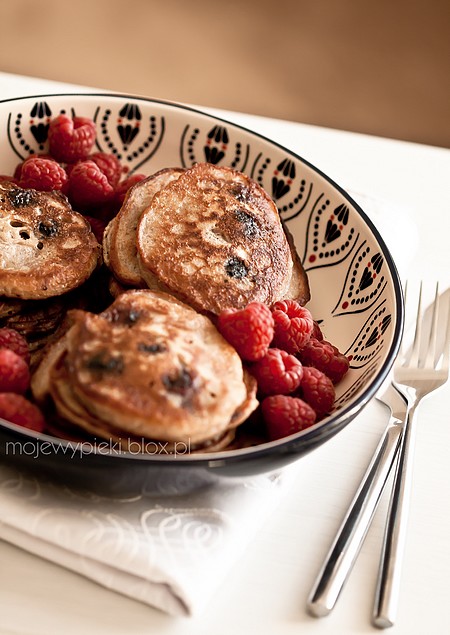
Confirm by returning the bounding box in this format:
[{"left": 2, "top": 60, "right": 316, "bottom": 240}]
[
  {"left": 372, "top": 282, "right": 450, "bottom": 628},
  {"left": 307, "top": 382, "right": 407, "bottom": 618},
  {"left": 307, "top": 282, "right": 450, "bottom": 624}
]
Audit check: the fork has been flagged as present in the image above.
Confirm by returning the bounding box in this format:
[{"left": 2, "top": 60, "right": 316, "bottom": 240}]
[
  {"left": 307, "top": 282, "right": 450, "bottom": 625},
  {"left": 372, "top": 282, "right": 450, "bottom": 628},
  {"left": 307, "top": 382, "right": 407, "bottom": 618}
]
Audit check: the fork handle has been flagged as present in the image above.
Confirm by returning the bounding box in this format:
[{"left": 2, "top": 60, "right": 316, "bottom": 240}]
[
  {"left": 372, "top": 402, "right": 419, "bottom": 628},
  {"left": 307, "top": 418, "right": 403, "bottom": 617}
]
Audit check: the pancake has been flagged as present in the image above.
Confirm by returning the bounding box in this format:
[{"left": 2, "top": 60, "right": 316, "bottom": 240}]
[
  {"left": 0, "top": 182, "right": 100, "bottom": 300},
  {"left": 137, "top": 162, "right": 297, "bottom": 314},
  {"left": 137, "top": 163, "right": 309, "bottom": 314},
  {"left": 32, "top": 290, "right": 258, "bottom": 446},
  {"left": 104, "top": 168, "right": 184, "bottom": 287},
  {"left": 282, "top": 220, "right": 310, "bottom": 306}
]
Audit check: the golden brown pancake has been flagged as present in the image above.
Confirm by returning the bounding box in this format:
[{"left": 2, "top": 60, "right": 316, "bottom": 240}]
[
  {"left": 32, "top": 290, "right": 258, "bottom": 447},
  {"left": 0, "top": 182, "right": 100, "bottom": 300},
  {"left": 282, "top": 220, "right": 310, "bottom": 305},
  {"left": 137, "top": 162, "right": 296, "bottom": 314},
  {"left": 104, "top": 168, "right": 184, "bottom": 287}
]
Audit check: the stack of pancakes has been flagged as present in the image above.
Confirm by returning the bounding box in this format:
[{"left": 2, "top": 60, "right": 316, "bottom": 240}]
[
  {"left": 21, "top": 163, "right": 311, "bottom": 452},
  {"left": 32, "top": 290, "right": 258, "bottom": 452},
  {"left": 104, "top": 163, "right": 310, "bottom": 313},
  {"left": 0, "top": 182, "right": 101, "bottom": 369}
]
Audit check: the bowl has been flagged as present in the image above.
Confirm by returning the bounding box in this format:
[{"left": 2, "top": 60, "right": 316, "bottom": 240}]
[{"left": 0, "top": 93, "right": 403, "bottom": 494}]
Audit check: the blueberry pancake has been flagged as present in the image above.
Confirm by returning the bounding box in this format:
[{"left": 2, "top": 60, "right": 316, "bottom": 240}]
[
  {"left": 32, "top": 290, "right": 258, "bottom": 447},
  {"left": 37, "top": 353, "right": 242, "bottom": 453},
  {"left": 0, "top": 182, "right": 100, "bottom": 300},
  {"left": 104, "top": 168, "right": 184, "bottom": 288},
  {"left": 137, "top": 163, "right": 309, "bottom": 314}
]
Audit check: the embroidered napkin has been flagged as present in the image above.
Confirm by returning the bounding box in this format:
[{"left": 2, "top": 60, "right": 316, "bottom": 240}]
[
  {"left": 0, "top": 192, "right": 417, "bottom": 616},
  {"left": 0, "top": 463, "right": 289, "bottom": 616}
]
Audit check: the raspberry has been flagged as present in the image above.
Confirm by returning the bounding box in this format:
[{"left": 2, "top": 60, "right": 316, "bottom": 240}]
[
  {"left": 250, "top": 348, "right": 303, "bottom": 396},
  {"left": 0, "top": 349, "right": 30, "bottom": 394},
  {"left": 64, "top": 162, "right": 75, "bottom": 177},
  {"left": 114, "top": 174, "right": 147, "bottom": 206},
  {"left": 89, "top": 152, "right": 123, "bottom": 188},
  {"left": 13, "top": 154, "right": 53, "bottom": 181},
  {"left": 271, "top": 299, "right": 314, "bottom": 354},
  {"left": 217, "top": 302, "right": 274, "bottom": 362},
  {"left": 296, "top": 366, "right": 335, "bottom": 415},
  {"left": 0, "top": 393, "right": 45, "bottom": 432},
  {"left": 48, "top": 114, "right": 96, "bottom": 163},
  {"left": 67, "top": 160, "right": 115, "bottom": 210},
  {"left": 261, "top": 395, "right": 316, "bottom": 440},
  {"left": 298, "top": 338, "right": 350, "bottom": 384},
  {"left": 19, "top": 157, "right": 68, "bottom": 193},
  {"left": 97, "top": 202, "right": 122, "bottom": 222},
  {"left": 84, "top": 215, "right": 107, "bottom": 243},
  {"left": 0, "top": 327, "right": 30, "bottom": 364},
  {"left": 312, "top": 320, "right": 324, "bottom": 341},
  {"left": 0, "top": 174, "right": 19, "bottom": 185}
]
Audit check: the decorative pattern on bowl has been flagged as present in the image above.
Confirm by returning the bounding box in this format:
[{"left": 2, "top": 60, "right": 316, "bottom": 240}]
[{"left": 0, "top": 93, "right": 403, "bottom": 482}]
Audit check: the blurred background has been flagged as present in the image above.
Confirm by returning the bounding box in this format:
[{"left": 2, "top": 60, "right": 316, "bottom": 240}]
[{"left": 1, "top": 0, "right": 449, "bottom": 147}]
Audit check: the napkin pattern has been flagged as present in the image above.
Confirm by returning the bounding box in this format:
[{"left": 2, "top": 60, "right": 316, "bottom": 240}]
[{"left": 0, "top": 463, "right": 289, "bottom": 615}]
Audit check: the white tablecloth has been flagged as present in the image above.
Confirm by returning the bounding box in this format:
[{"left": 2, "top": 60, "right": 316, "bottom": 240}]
[{"left": 0, "top": 72, "right": 449, "bottom": 635}]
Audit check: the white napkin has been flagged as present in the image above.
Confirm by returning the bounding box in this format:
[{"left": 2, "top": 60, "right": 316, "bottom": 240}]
[
  {"left": 0, "top": 192, "right": 417, "bottom": 617},
  {"left": 0, "top": 463, "right": 290, "bottom": 616}
]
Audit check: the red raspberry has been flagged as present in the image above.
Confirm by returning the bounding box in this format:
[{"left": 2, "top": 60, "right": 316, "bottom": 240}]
[
  {"left": 89, "top": 152, "right": 123, "bottom": 188},
  {"left": 0, "top": 174, "right": 19, "bottom": 185},
  {"left": 67, "top": 160, "right": 115, "bottom": 211},
  {"left": 19, "top": 157, "right": 68, "bottom": 193},
  {"left": 84, "top": 215, "right": 107, "bottom": 243},
  {"left": 250, "top": 348, "right": 303, "bottom": 396},
  {"left": 0, "top": 393, "right": 45, "bottom": 432},
  {"left": 271, "top": 299, "right": 314, "bottom": 354},
  {"left": 217, "top": 302, "right": 274, "bottom": 362},
  {"left": 48, "top": 114, "right": 96, "bottom": 163},
  {"left": 298, "top": 338, "right": 350, "bottom": 384},
  {"left": 13, "top": 154, "right": 53, "bottom": 181},
  {"left": 98, "top": 202, "right": 122, "bottom": 222},
  {"left": 0, "top": 328, "right": 30, "bottom": 364},
  {"left": 63, "top": 161, "right": 79, "bottom": 178},
  {"left": 261, "top": 395, "right": 316, "bottom": 440},
  {"left": 296, "top": 366, "right": 335, "bottom": 415},
  {"left": 312, "top": 320, "right": 324, "bottom": 341},
  {"left": 114, "top": 174, "right": 147, "bottom": 206},
  {"left": 0, "top": 349, "right": 30, "bottom": 394}
]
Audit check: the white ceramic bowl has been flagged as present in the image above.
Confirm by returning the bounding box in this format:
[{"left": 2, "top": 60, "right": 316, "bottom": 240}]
[{"left": 0, "top": 93, "right": 403, "bottom": 492}]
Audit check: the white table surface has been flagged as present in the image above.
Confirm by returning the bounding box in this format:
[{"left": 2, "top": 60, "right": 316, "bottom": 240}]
[{"left": 0, "top": 72, "right": 449, "bottom": 635}]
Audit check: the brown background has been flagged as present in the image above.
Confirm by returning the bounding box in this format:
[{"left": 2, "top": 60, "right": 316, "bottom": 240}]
[{"left": 1, "top": 0, "right": 449, "bottom": 148}]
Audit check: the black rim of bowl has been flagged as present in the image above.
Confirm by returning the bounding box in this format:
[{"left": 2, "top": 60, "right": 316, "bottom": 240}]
[{"left": 0, "top": 93, "right": 405, "bottom": 466}]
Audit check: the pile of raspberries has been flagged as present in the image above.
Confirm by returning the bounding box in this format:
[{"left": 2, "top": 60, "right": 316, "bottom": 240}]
[
  {"left": 0, "top": 114, "right": 146, "bottom": 242},
  {"left": 217, "top": 299, "right": 349, "bottom": 441},
  {"left": 0, "top": 304, "right": 350, "bottom": 442}
]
